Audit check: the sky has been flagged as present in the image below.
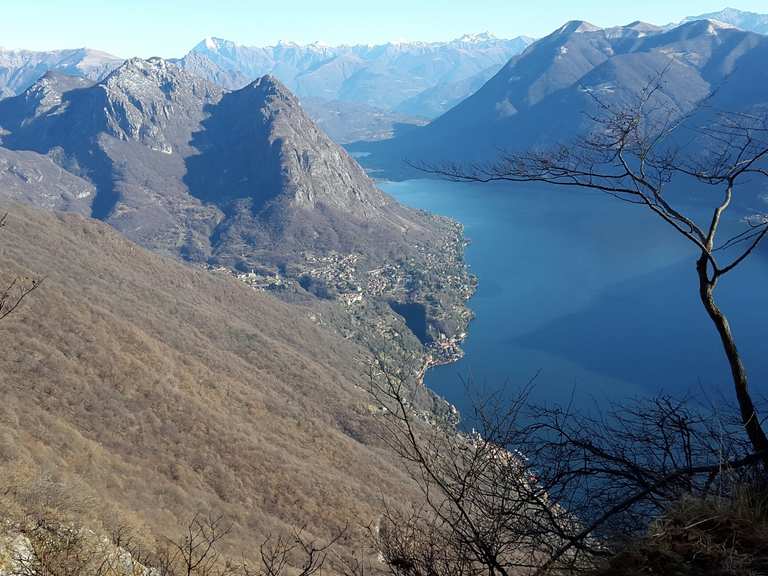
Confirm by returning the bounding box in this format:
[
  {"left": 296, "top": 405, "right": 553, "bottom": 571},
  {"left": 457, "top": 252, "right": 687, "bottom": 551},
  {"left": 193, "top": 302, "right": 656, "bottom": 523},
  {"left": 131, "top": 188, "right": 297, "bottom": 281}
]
[{"left": 1, "top": 1, "right": 766, "bottom": 58}]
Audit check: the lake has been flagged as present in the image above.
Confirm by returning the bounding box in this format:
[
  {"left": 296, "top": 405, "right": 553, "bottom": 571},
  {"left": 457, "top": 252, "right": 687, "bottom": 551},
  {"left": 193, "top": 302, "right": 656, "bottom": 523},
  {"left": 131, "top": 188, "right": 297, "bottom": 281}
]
[{"left": 382, "top": 179, "right": 768, "bottom": 423}]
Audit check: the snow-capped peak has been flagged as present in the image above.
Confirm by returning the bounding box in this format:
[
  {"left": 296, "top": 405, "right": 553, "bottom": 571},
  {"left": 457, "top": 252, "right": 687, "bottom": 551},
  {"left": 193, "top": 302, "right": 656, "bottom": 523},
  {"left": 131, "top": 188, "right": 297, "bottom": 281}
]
[
  {"left": 554, "top": 20, "right": 601, "bottom": 36},
  {"left": 455, "top": 32, "right": 497, "bottom": 44},
  {"left": 706, "top": 18, "right": 739, "bottom": 31}
]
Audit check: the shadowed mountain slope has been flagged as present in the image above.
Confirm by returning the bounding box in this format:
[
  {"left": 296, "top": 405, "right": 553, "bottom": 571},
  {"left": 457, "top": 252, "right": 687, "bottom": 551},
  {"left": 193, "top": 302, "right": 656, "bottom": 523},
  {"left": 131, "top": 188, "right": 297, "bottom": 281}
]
[
  {"left": 0, "top": 58, "right": 445, "bottom": 265},
  {"left": 357, "top": 19, "right": 768, "bottom": 178},
  {"left": 0, "top": 147, "right": 94, "bottom": 213}
]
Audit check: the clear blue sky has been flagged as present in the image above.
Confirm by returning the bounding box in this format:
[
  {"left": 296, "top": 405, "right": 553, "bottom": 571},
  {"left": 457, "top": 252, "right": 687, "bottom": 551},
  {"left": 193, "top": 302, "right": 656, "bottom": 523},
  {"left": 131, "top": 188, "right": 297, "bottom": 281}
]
[{"left": 2, "top": 1, "right": 766, "bottom": 58}]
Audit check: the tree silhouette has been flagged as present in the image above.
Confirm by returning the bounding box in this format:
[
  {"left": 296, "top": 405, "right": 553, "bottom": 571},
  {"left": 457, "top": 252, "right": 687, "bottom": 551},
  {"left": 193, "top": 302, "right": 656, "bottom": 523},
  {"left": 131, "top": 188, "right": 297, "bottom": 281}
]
[{"left": 417, "top": 75, "right": 768, "bottom": 461}]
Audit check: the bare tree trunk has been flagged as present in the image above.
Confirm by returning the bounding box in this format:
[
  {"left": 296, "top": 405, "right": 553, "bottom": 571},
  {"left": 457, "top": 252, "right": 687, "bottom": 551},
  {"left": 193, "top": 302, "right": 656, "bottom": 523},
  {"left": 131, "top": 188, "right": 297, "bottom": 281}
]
[{"left": 696, "top": 255, "right": 768, "bottom": 464}]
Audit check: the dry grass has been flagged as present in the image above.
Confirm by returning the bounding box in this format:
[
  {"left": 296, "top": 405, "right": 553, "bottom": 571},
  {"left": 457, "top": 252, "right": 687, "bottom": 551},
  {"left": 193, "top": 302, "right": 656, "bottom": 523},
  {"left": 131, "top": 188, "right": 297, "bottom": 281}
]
[
  {"left": 591, "top": 481, "right": 768, "bottom": 576},
  {"left": 0, "top": 202, "right": 418, "bottom": 566}
]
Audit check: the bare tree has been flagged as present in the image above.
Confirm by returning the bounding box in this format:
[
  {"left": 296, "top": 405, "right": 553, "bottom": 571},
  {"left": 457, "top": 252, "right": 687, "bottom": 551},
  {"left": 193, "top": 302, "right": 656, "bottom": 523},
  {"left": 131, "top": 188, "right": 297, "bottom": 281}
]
[
  {"left": 245, "top": 526, "right": 346, "bottom": 576},
  {"left": 0, "top": 213, "right": 41, "bottom": 322},
  {"left": 154, "top": 514, "right": 235, "bottom": 576},
  {"left": 416, "top": 75, "right": 768, "bottom": 461},
  {"left": 365, "top": 354, "right": 767, "bottom": 575}
]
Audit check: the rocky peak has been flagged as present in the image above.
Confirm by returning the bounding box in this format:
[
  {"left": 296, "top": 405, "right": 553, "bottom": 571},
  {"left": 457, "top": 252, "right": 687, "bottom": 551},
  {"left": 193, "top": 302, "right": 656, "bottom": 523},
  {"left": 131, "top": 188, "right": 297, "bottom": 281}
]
[
  {"left": 453, "top": 32, "right": 499, "bottom": 45},
  {"left": 101, "top": 57, "right": 213, "bottom": 98},
  {"left": 195, "top": 36, "right": 238, "bottom": 55},
  {"left": 24, "top": 71, "right": 93, "bottom": 112},
  {"left": 186, "top": 73, "right": 388, "bottom": 215},
  {"left": 681, "top": 8, "right": 768, "bottom": 35},
  {"left": 661, "top": 18, "right": 742, "bottom": 43},
  {"left": 625, "top": 21, "right": 663, "bottom": 32},
  {"left": 98, "top": 57, "right": 222, "bottom": 149},
  {"left": 247, "top": 74, "right": 298, "bottom": 105}
]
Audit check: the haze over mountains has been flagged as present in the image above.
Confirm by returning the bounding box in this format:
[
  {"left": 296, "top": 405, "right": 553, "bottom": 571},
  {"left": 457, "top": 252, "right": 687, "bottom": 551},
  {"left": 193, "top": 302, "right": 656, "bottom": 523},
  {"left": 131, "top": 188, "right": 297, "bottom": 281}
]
[
  {"left": 0, "top": 34, "right": 532, "bottom": 142},
  {"left": 1, "top": 8, "right": 766, "bottom": 144},
  {"left": 180, "top": 34, "right": 534, "bottom": 118}
]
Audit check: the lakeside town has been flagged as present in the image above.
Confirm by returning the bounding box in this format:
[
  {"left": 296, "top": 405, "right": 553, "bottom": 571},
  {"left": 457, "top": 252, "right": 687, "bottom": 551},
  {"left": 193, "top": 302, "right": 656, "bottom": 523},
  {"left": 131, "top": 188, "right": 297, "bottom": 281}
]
[{"left": 202, "top": 219, "right": 477, "bottom": 396}]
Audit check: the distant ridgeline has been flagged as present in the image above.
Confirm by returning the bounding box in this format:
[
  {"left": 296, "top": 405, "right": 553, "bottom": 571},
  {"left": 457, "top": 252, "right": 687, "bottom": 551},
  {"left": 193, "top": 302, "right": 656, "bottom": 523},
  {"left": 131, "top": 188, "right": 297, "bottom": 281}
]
[
  {"left": 356, "top": 17, "right": 768, "bottom": 196},
  {"left": 0, "top": 57, "right": 475, "bottom": 405},
  {"left": 178, "top": 34, "right": 533, "bottom": 117},
  {"left": 0, "top": 35, "right": 533, "bottom": 144}
]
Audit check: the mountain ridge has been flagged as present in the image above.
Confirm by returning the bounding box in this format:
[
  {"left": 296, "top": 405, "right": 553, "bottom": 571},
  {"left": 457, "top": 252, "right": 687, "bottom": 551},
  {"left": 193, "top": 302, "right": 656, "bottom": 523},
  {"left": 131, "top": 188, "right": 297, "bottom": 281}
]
[
  {"left": 180, "top": 34, "right": 534, "bottom": 117},
  {"left": 0, "top": 47, "right": 122, "bottom": 98},
  {"left": 355, "top": 17, "right": 768, "bottom": 186}
]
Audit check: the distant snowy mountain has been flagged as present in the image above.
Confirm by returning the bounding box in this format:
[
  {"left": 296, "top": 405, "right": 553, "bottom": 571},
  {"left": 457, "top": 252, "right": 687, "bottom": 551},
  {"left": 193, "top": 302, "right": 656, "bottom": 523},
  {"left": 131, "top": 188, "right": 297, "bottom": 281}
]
[
  {"left": 0, "top": 48, "right": 123, "bottom": 97},
  {"left": 178, "top": 34, "right": 534, "bottom": 117},
  {"left": 681, "top": 7, "right": 768, "bottom": 34}
]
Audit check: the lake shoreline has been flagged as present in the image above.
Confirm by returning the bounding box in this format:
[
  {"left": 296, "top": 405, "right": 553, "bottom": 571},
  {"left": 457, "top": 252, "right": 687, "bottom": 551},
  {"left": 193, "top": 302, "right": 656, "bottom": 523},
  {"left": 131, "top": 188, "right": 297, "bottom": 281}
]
[{"left": 382, "top": 178, "right": 768, "bottom": 426}]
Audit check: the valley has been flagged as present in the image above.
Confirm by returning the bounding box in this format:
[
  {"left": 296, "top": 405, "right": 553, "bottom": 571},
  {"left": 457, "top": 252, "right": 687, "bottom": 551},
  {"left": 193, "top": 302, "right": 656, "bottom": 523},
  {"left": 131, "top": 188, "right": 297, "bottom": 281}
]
[{"left": 1, "top": 4, "right": 768, "bottom": 574}]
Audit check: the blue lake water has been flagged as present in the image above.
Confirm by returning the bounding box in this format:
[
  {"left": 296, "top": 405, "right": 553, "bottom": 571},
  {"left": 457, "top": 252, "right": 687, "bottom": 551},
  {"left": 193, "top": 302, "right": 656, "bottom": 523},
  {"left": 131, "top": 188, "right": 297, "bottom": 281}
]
[{"left": 382, "top": 179, "right": 768, "bottom": 422}]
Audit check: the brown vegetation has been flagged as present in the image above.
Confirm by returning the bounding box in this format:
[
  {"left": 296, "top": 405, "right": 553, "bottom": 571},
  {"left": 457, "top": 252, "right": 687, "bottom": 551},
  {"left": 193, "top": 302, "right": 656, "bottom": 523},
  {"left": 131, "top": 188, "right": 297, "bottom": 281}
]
[
  {"left": 0, "top": 202, "right": 418, "bottom": 566},
  {"left": 591, "top": 481, "right": 768, "bottom": 576}
]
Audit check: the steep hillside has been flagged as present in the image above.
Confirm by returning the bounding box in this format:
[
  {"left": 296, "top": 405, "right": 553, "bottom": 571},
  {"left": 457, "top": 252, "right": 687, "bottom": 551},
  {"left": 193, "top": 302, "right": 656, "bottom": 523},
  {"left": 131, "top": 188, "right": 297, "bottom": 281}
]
[
  {"left": 357, "top": 19, "right": 768, "bottom": 178},
  {"left": 0, "top": 202, "right": 417, "bottom": 562}
]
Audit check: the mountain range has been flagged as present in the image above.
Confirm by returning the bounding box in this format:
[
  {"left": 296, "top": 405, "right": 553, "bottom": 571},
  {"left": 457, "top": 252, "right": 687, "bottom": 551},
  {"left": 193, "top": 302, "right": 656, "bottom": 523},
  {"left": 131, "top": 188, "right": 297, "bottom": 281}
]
[
  {"left": 0, "top": 57, "right": 473, "bottom": 369},
  {"left": 0, "top": 35, "right": 532, "bottom": 142},
  {"left": 0, "top": 7, "right": 767, "bottom": 571},
  {"left": 2, "top": 9, "right": 766, "bottom": 142},
  {"left": 0, "top": 47, "right": 122, "bottom": 98},
  {"left": 356, "top": 17, "right": 768, "bottom": 192},
  {"left": 179, "top": 34, "right": 534, "bottom": 117}
]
